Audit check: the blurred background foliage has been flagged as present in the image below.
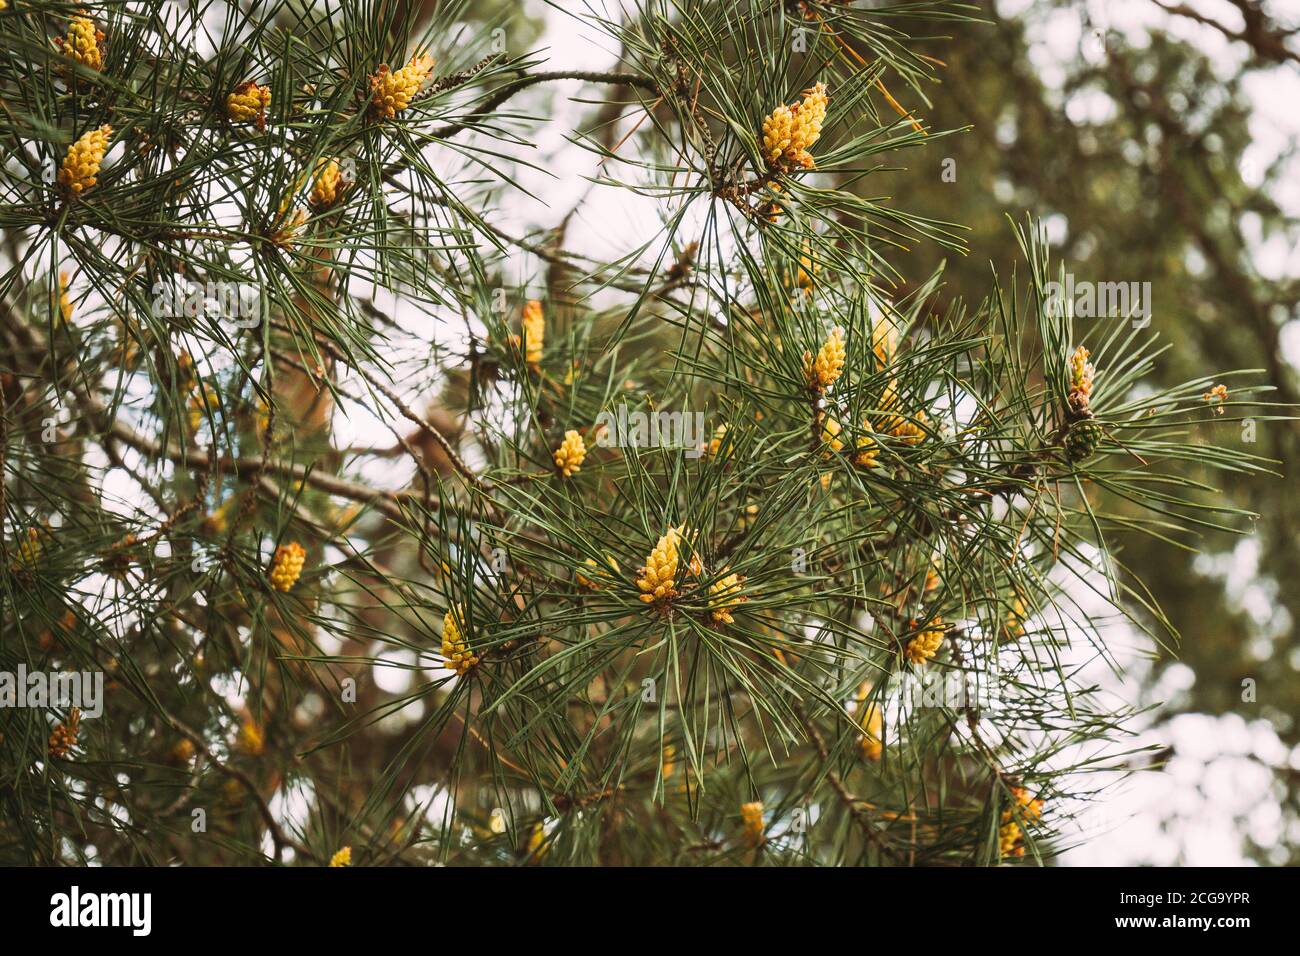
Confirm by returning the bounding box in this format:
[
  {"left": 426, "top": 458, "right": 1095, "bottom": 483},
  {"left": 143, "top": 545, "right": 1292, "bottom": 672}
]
[{"left": 872, "top": 0, "right": 1299, "bottom": 864}]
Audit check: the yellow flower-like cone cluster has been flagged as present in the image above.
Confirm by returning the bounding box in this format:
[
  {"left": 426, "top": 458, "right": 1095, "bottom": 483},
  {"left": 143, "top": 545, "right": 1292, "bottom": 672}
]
[
  {"left": 707, "top": 423, "right": 729, "bottom": 461},
  {"left": 889, "top": 411, "right": 927, "bottom": 445},
  {"left": 872, "top": 314, "right": 897, "bottom": 366},
  {"left": 636, "top": 526, "right": 683, "bottom": 603},
  {"left": 577, "top": 554, "right": 620, "bottom": 589},
  {"left": 858, "top": 700, "right": 883, "bottom": 760},
  {"left": 369, "top": 51, "right": 434, "bottom": 119},
  {"left": 525, "top": 823, "right": 549, "bottom": 862},
  {"left": 329, "top": 846, "right": 352, "bottom": 867},
  {"left": 10, "top": 527, "right": 43, "bottom": 575},
  {"left": 226, "top": 81, "right": 271, "bottom": 128},
  {"left": 761, "top": 82, "right": 829, "bottom": 170},
  {"left": 708, "top": 570, "right": 747, "bottom": 625},
  {"left": 238, "top": 717, "right": 264, "bottom": 755},
  {"left": 268, "top": 541, "right": 306, "bottom": 591},
  {"left": 740, "top": 800, "right": 766, "bottom": 847},
  {"left": 1203, "top": 383, "right": 1228, "bottom": 414},
  {"left": 58, "top": 15, "right": 105, "bottom": 71},
  {"left": 58, "top": 125, "right": 112, "bottom": 197},
  {"left": 553, "top": 429, "right": 587, "bottom": 477},
  {"left": 441, "top": 607, "right": 480, "bottom": 676},
  {"left": 820, "top": 414, "right": 843, "bottom": 453},
  {"left": 1004, "top": 594, "right": 1027, "bottom": 640},
  {"left": 878, "top": 381, "right": 928, "bottom": 445},
  {"left": 1068, "top": 344, "right": 1095, "bottom": 413},
  {"left": 56, "top": 271, "right": 74, "bottom": 324},
  {"left": 187, "top": 387, "right": 220, "bottom": 432},
  {"left": 201, "top": 499, "right": 234, "bottom": 536},
  {"left": 805, "top": 326, "right": 845, "bottom": 390},
  {"left": 795, "top": 242, "right": 819, "bottom": 294},
  {"left": 49, "top": 708, "right": 81, "bottom": 758},
  {"left": 662, "top": 744, "right": 676, "bottom": 781},
  {"left": 854, "top": 420, "right": 880, "bottom": 468},
  {"left": 170, "top": 738, "right": 195, "bottom": 763},
  {"left": 999, "top": 787, "right": 1044, "bottom": 857},
  {"left": 309, "top": 158, "right": 345, "bottom": 208},
  {"left": 522, "top": 299, "right": 545, "bottom": 365},
  {"left": 905, "top": 617, "right": 945, "bottom": 665},
  {"left": 998, "top": 819, "right": 1022, "bottom": 858}
]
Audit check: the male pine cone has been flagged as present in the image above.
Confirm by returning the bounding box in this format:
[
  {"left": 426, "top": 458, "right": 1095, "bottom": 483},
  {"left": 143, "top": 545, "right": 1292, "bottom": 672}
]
[{"left": 58, "top": 125, "right": 113, "bottom": 197}]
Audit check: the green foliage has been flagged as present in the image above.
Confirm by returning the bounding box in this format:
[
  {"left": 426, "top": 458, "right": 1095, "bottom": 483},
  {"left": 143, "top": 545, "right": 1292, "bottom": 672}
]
[{"left": 0, "top": 0, "right": 1279, "bottom": 865}]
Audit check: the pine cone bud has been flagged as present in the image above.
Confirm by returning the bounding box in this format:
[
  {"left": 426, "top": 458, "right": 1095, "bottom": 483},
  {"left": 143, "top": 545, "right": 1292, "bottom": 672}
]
[
  {"left": 761, "top": 83, "right": 828, "bottom": 170},
  {"left": 368, "top": 52, "right": 434, "bottom": 119},
  {"left": 48, "top": 708, "right": 81, "bottom": 758},
  {"left": 740, "top": 800, "right": 766, "bottom": 847},
  {"left": 329, "top": 846, "right": 352, "bottom": 867},
  {"left": 806, "top": 326, "right": 845, "bottom": 390},
  {"left": 58, "top": 15, "right": 105, "bottom": 72},
  {"left": 905, "top": 617, "right": 945, "bottom": 665},
  {"left": 553, "top": 429, "right": 587, "bottom": 477},
  {"left": 226, "top": 81, "right": 271, "bottom": 128},
  {"left": 636, "top": 527, "right": 683, "bottom": 604},
  {"left": 708, "top": 570, "right": 746, "bottom": 625},
  {"left": 441, "top": 606, "right": 479, "bottom": 676},
  {"left": 522, "top": 299, "right": 545, "bottom": 366},
  {"left": 309, "top": 158, "right": 345, "bottom": 208},
  {"left": 58, "top": 125, "right": 113, "bottom": 197},
  {"left": 268, "top": 541, "right": 306, "bottom": 591}
]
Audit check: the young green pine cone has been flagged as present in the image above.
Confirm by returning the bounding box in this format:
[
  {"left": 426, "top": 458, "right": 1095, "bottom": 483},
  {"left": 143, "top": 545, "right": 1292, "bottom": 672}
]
[
  {"left": 268, "top": 541, "right": 306, "bottom": 591},
  {"left": 1064, "top": 419, "right": 1105, "bottom": 462},
  {"left": 58, "top": 125, "right": 113, "bottom": 197}
]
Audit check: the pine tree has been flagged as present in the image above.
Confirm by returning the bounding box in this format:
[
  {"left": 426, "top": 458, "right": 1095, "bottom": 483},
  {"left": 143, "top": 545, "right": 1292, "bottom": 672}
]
[{"left": 0, "top": 0, "right": 1278, "bottom": 865}]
